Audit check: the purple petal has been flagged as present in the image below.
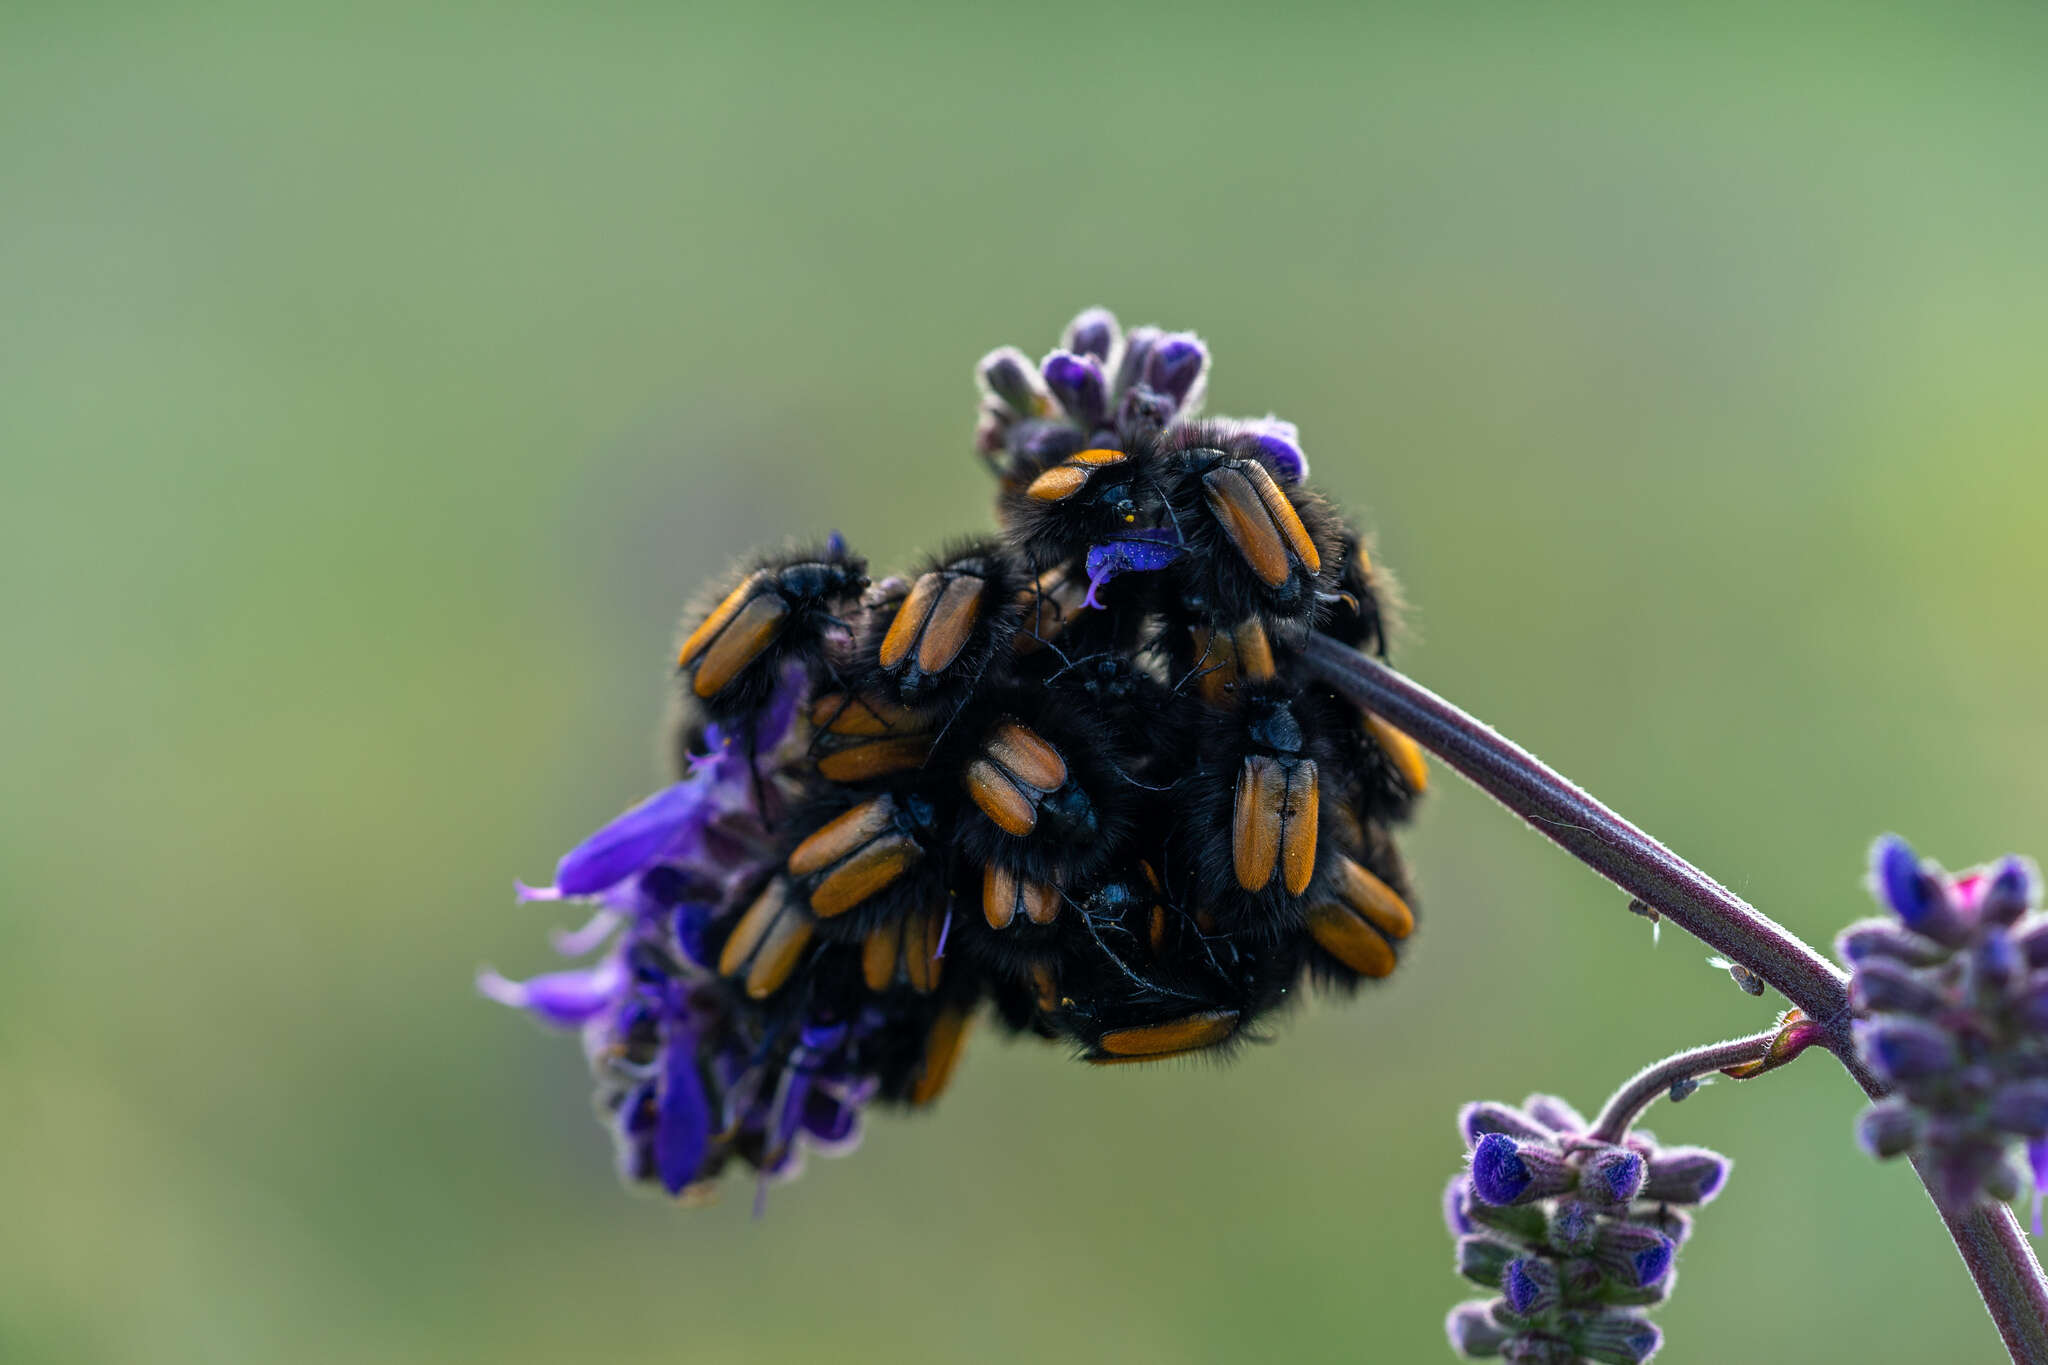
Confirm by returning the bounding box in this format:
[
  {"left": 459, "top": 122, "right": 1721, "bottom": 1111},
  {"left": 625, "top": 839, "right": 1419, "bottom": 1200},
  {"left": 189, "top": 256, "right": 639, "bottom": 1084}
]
[
  {"left": 514, "top": 881, "right": 562, "bottom": 903},
  {"left": 556, "top": 782, "right": 708, "bottom": 896},
  {"left": 1244, "top": 417, "right": 1308, "bottom": 483},
  {"left": 476, "top": 957, "right": 625, "bottom": 1028},
  {"left": 800, "top": 1091, "right": 862, "bottom": 1151},
  {"left": 2031, "top": 1138, "right": 2048, "bottom": 1237},
  {"left": 1083, "top": 530, "right": 1185, "bottom": 609},
  {"left": 655, "top": 1030, "right": 712, "bottom": 1196},
  {"left": 550, "top": 908, "right": 623, "bottom": 957}
]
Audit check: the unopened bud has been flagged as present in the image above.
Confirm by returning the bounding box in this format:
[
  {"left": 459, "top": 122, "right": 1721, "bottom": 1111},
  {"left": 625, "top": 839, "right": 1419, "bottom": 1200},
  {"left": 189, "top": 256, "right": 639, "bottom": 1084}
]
[
  {"left": 1445, "top": 1299, "right": 1513, "bottom": 1358},
  {"left": 1457, "top": 1235, "right": 1517, "bottom": 1287},
  {"left": 1471, "top": 1133, "right": 1578, "bottom": 1206},
  {"left": 1581, "top": 1146, "right": 1647, "bottom": 1207},
  {"left": 977, "top": 346, "right": 1047, "bottom": 417},
  {"left": 1989, "top": 1080, "right": 2048, "bottom": 1138},
  {"left": 1856, "top": 1097, "right": 1925, "bottom": 1158},
  {"left": 1572, "top": 1313, "right": 1663, "bottom": 1365},
  {"left": 1850, "top": 958, "right": 1945, "bottom": 1015},
  {"left": 1501, "top": 1256, "right": 1560, "bottom": 1316},
  {"left": 1061, "top": 307, "right": 1119, "bottom": 363},
  {"left": 1856, "top": 1016, "right": 1960, "bottom": 1084},
  {"left": 1593, "top": 1221, "right": 1675, "bottom": 1289},
  {"left": 1640, "top": 1146, "right": 1732, "bottom": 1204}
]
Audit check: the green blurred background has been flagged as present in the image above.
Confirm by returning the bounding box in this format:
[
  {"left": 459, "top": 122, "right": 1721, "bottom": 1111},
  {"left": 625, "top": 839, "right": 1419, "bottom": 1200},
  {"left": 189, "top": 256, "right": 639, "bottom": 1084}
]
[{"left": 6, "top": 2, "right": 2045, "bottom": 1360}]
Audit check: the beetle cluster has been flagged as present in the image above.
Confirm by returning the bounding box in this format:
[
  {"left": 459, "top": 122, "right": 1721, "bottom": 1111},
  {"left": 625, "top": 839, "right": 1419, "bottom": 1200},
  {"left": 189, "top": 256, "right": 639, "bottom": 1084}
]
[{"left": 670, "top": 308, "right": 1426, "bottom": 1106}]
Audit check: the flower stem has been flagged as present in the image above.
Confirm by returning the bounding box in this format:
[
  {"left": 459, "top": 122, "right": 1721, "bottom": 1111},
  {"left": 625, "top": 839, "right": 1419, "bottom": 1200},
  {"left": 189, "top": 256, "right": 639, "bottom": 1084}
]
[
  {"left": 1302, "top": 636, "right": 2048, "bottom": 1363},
  {"left": 1588, "top": 1029, "right": 1778, "bottom": 1145}
]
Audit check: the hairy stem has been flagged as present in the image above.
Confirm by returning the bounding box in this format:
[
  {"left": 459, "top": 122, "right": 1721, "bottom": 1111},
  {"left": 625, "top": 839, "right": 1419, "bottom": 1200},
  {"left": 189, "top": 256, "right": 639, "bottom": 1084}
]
[
  {"left": 1303, "top": 636, "right": 2048, "bottom": 1363},
  {"left": 1588, "top": 1029, "right": 1777, "bottom": 1145}
]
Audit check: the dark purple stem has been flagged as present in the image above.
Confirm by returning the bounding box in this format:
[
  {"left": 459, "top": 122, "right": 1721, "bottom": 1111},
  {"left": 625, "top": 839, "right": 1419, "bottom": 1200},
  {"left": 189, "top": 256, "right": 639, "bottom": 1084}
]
[
  {"left": 1588, "top": 1029, "right": 1778, "bottom": 1145},
  {"left": 1303, "top": 637, "right": 2048, "bottom": 1363}
]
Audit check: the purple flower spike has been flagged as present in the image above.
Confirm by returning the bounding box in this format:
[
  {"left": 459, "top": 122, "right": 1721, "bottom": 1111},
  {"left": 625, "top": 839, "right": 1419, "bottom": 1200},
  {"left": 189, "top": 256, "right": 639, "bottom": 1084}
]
[
  {"left": 1144, "top": 332, "right": 1209, "bottom": 410},
  {"left": 1042, "top": 350, "right": 1108, "bottom": 428},
  {"left": 476, "top": 957, "right": 626, "bottom": 1028},
  {"left": 555, "top": 782, "right": 707, "bottom": 896},
  {"left": 1062, "top": 307, "right": 1119, "bottom": 363},
  {"left": 1083, "top": 529, "right": 1185, "bottom": 609}
]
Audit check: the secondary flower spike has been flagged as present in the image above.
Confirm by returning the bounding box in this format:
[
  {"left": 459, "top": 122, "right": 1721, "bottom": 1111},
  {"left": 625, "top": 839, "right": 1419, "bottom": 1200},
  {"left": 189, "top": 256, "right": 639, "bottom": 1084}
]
[
  {"left": 1446, "top": 1095, "right": 1729, "bottom": 1362},
  {"left": 1840, "top": 835, "right": 2048, "bottom": 1221},
  {"left": 483, "top": 309, "right": 1428, "bottom": 1203}
]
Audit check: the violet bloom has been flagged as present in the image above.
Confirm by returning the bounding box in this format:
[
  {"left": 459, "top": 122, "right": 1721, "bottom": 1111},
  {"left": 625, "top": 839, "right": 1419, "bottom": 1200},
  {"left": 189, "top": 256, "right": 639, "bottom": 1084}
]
[
  {"left": 1839, "top": 835, "right": 2048, "bottom": 1218},
  {"left": 1445, "top": 1095, "right": 1729, "bottom": 1362},
  {"left": 479, "top": 668, "right": 902, "bottom": 1202}
]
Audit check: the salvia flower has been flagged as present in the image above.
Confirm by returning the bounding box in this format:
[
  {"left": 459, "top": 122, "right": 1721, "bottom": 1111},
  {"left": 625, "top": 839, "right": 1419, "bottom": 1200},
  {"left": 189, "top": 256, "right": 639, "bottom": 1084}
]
[
  {"left": 485, "top": 309, "right": 1427, "bottom": 1203},
  {"left": 1839, "top": 835, "right": 2048, "bottom": 1221},
  {"left": 1445, "top": 1095, "right": 1730, "bottom": 1362}
]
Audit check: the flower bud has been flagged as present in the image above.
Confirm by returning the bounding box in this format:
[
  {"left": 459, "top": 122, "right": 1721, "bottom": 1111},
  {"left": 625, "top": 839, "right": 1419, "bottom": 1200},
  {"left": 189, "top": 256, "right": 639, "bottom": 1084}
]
[
  {"left": 1501, "top": 1256, "right": 1560, "bottom": 1316},
  {"left": 1970, "top": 926, "right": 2021, "bottom": 996},
  {"left": 1640, "top": 1146, "right": 1732, "bottom": 1204},
  {"left": 1464, "top": 1191, "right": 1552, "bottom": 1243},
  {"left": 1631, "top": 1204, "right": 1692, "bottom": 1250},
  {"left": 1501, "top": 1337, "right": 1576, "bottom": 1364},
  {"left": 1977, "top": 855, "right": 2038, "bottom": 926},
  {"left": 1144, "top": 331, "right": 1208, "bottom": 410},
  {"left": 1571, "top": 1313, "right": 1663, "bottom": 1365},
  {"left": 1243, "top": 416, "right": 1308, "bottom": 483},
  {"left": 1471, "top": 1133, "right": 1578, "bottom": 1206},
  {"left": 1112, "top": 325, "right": 1160, "bottom": 396},
  {"left": 1457, "top": 1235, "right": 1517, "bottom": 1287},
  {"left": 1522, "top": 1094, "right": 1588, "bottom": 1135},
  {"left": 1849, "top": 957, "right": 1945, "bottom": 1015},
  {"left": 1444, "top": 1174, "right": 1477, "bottom": 1236},
  {"left": 1593, "top": 1222, "right": 1675, "bottom": 1289},
  {"left": 1114, "top": 384, "right": 1177, "bottom": 443},
  {"left": 1989, "top": 1080, "right": 2048, "bottom": 1137},
  {"left": 2020, "top": 972, "right": 2048, "bottom": 1031},
  {"left": 1837, "top": 919, "right": 1950, "bottom": 968},
  {"left": 1444, "top": 1300, "right": 1512, "bottom": 1358},
  {"left": 1984, "top": 1154, "right": 2025, "bottom": 1203},
  {"left": 1581, "top": 1146, "right": 1647, "bottom": 1207},
  {"left": 1856, "top": 1016, "right": 1960, "bottom": 1083},
  {"left": 1061, "top": 307, "right": 1119, "bottom": 363},
  {"left": 1856, "top": 1097, "right": 1925, "bottom": 1158},
  {"left": 1871, "top": 835, "right": 1968, "bottom": 944},
  {"left": 977, "top": 346, "right": 1047, "bottom": 416},
  {"left": 1546, "top": 1198, "right": 1598, "bottom": 1254},
  {"left": 1461, "top": 1101, "right": 1553, "bottom": 1146},
  {"left": 1041, "top": 350, "right": 1107, "bottom": 428}
]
